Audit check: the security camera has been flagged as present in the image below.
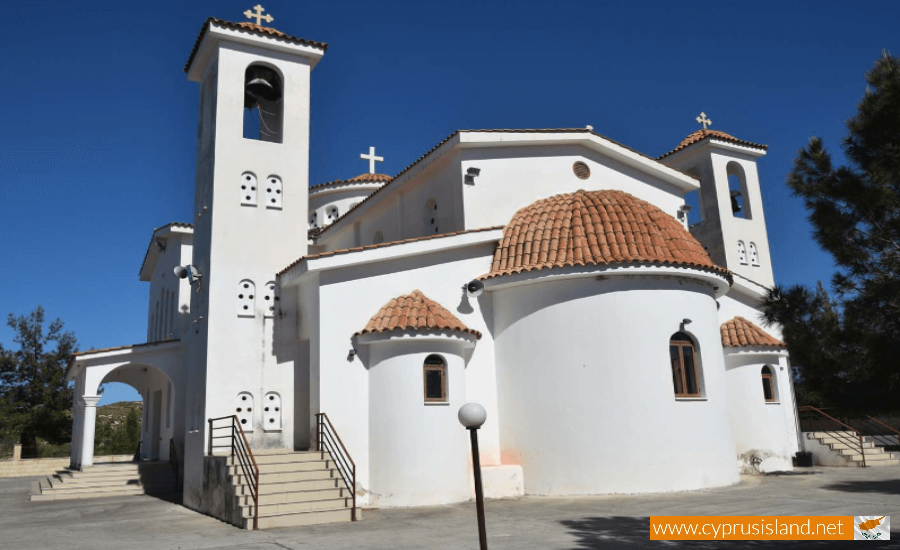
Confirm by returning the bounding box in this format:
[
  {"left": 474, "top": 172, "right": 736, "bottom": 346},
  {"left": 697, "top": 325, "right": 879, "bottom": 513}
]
[
  {"left": 464, "top": 280, "right": 484, "bottom": 298},
  {"left": 174, "top": 265, "right": 201, "bottom": 284}
]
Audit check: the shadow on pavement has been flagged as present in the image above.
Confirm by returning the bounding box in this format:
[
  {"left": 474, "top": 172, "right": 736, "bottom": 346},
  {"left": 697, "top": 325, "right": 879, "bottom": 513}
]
[
  {"left": 560, "top": 516, "right": 882, "bottom": 549},
  {"left": 821, "top": 478, "right": 900, "bottom": 496}
]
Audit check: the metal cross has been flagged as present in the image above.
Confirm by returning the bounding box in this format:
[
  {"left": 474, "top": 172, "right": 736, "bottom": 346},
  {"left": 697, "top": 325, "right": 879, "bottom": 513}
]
[
  {"left": 244, "top": 5, "right": 274, "bottom": 26},
  {"left": 696, "top": 112, "right": 712, "bottom": 130},
  {"left": 360, "top": 147, "right": 384, "bottom": 174}
]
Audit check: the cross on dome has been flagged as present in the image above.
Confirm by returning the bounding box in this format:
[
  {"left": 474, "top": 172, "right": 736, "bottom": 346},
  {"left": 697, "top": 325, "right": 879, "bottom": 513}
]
[
  {"left": 360, "top": 146, "right": 384, "bottom": 174},
  {"left": 696, "top": 112, "right": 712, "bottom": 130},
  {"left": 244, "top": 4, "right": 274, "bottom": 26}
]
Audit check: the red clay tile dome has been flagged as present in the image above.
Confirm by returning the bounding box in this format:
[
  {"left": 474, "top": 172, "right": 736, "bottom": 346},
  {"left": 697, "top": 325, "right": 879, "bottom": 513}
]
[
  {"left": 721, "top": 317, "right": 786, "bottom": 348},
  {"left": 482, "top": 189, "right": 729, "bottom": 280},
  {"left": 356, "top": 290, "right": 481, "bottom": 339}
]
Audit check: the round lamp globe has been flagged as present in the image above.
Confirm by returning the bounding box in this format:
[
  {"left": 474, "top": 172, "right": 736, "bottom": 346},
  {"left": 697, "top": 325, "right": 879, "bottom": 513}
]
[{"left": 458, "top": 402, "right": 487, "bottom": 429}]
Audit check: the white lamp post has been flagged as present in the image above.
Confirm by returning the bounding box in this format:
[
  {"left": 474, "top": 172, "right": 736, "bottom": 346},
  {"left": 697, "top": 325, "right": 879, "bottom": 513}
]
[{"left": 459, "top": 402, "right": 488, "bottom": 550}]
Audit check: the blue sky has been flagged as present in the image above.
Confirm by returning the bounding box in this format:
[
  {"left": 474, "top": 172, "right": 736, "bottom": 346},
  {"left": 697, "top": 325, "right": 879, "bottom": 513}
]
[{"left": 1, "top": 1, "right": 897, "bottom": 405}]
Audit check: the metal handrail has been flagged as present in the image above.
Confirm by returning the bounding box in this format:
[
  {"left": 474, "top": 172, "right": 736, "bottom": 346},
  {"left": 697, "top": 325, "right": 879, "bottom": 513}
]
[
  {"left": 798, "top": 406, "right": 866, "bottom": 467},
  {"left": 208, "top": 416, "right": 259, "bottom": 530},
  {"left": 316, "top": 413, "right": 357, "bottom": 521}
]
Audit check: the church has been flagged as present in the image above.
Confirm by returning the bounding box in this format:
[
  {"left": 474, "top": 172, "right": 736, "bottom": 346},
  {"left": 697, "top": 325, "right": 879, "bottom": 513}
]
[{"left": 62, "top": 10, "right": 800, "bottom": 529}]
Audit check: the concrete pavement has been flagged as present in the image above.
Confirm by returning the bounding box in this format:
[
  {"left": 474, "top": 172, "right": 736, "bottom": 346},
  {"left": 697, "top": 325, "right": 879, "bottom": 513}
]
[{"left": 2, "top": 466, "right": 898, "bottom": 549}]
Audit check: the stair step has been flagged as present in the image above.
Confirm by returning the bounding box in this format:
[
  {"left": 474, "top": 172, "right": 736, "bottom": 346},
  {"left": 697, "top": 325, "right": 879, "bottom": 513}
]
[
  {"left": 234, "top": 469, "right": 340, "bottom": 484},
  {"left": 251, "top": 507, "right": 353, "bottom": 529},
  {"left": 228, "top": 459, "right": 333, "bottom": 474},
  {"left": 238, "top": 486, "right": 350, "bottom": 506},
  {"left": 231, "top": 451, "right": 330, "bottom": 465},
  {"left": 240, "top": 496, "right": 351, "bottom": 517},
  {"left": 253, "top": 478, "right": 347, "bottom": 494}
]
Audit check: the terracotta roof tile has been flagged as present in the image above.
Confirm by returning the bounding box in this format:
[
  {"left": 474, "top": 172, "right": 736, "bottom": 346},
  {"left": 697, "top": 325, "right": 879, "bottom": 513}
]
[
  {"left": 185, "top": 17, "right": 328, "bottom": 73},
  {"left": 481, "top": 189, "right": 730, "bottom": 281},
  {"left": 658, "top": 129, "right": 768, "bottom": 159},
  {"left": 280, "top": 226, "right": 503, "bottom": 276},
  {"left": 356, "top": 290, "right": 481, "bottom": 339},
  {"left": 309, "top": 173, "right": 392, "bottom": 191},
  {"left": 721, "top": 317, "right": 786, "bottom": 348}
]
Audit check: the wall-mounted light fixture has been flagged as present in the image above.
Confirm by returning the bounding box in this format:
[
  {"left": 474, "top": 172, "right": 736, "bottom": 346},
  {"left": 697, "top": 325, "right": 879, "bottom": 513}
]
[{"left": 464, "top": 167, "right": 481, "bottom": 186}]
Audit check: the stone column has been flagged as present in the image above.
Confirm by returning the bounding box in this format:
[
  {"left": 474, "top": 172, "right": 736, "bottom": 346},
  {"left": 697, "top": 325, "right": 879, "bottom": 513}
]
[
  {"left": 77, "top": 396, "right": 102, "bottom": 469},
  {"left": 13, "top": 444, "right": 22, "bottom": 461},
  {"left": 70, "top": 401, "right": 84, "bottom": 469}
]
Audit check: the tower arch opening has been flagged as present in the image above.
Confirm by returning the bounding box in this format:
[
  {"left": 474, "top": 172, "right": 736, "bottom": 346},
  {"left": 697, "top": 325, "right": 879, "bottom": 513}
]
[{"left": 243, "top": 63, "right": 284, "bottom": 144}]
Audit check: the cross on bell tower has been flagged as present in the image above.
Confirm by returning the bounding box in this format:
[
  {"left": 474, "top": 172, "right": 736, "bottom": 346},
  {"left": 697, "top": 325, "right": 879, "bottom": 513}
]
[
  {"left": 244, "top": 4, "right": 274, "bottom": 26},
  {"left": 696, "top": 112, "right": 712, "bottom": 130}
]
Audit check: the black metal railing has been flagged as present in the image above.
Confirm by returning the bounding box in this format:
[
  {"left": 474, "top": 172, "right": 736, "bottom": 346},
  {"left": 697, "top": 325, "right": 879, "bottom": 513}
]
[
  {"left": 799, "top": 406, "right": 867, "bottom": 467},
  {"left": 208, "top": 415, "right": 259, "bottom": 530},
  {"left": 316, "top": 413, "right": 357, "bottom": 521},
  {"left": 169, "top": 438, "right": 182, "bottom": 492}
]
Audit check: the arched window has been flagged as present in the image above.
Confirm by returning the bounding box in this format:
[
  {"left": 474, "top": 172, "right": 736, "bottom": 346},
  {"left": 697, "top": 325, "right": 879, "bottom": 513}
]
[
  {"left": 265, "top": 175, "right": 283, "bottom": 209},
  {"left": 749, "top": 242, "right": 759, "bottom": 266},
  {"left": 669, "top": 332, "right": 701, "bottom": 398},
  {"left": 237, "top": 279, "right": 256, "bottom": 317},
  {"left": 726, "top": 161, "right": 752, "bottom": 219},
  {"left": 761, "top": 365, "right": 777, "bottom": 403},
  {"left": 326, "top": 205, "right": 339, "bottom": 222},
  {"left": 738, "top": 240, "right": 747, "bottom": 264},
  {"left": 243, "top": 64, "right": 283, "bottom": 144},
  {"left": 423, "top": 354, "right": 447, "bottom": 403},
  {"left": 309, "top": 212, "right": 318, "bottom": 228},
  {"left": 241, "top": 172, "right": 258, "bottom": 206}
]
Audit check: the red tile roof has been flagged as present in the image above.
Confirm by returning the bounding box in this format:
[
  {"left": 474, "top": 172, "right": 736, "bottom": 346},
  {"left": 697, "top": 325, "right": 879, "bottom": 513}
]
[
  {"left": 356, "top": 290, "right": 481, "bottom": 339},
  {"left": 310, "top": 173, "right": 392, "bottom": 191},
  {"left": 185, "top": 17, "right": 328, "bottom": 73},
  {"left": 482, "top": 189, "right": 730, "bottom": 281},
  {"left": 281, "top": 226, "right": 504, "bottom": 276},
  {"left": 721, "top": 317, "right": 786, "bottom": 348},
  {"left": 658, "top": 129, "right": 768, "bottom": 159}
]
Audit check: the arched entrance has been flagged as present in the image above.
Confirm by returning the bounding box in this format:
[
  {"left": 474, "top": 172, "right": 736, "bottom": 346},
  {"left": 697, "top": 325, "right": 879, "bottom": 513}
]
[{"left": 67, "top": 340, "right": 183, "bottom": 470}]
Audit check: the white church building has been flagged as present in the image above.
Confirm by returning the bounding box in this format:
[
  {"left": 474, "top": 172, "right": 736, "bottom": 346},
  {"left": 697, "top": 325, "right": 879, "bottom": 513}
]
[{"left": 64, "top": 12, "right": 800, "bottom": 527}]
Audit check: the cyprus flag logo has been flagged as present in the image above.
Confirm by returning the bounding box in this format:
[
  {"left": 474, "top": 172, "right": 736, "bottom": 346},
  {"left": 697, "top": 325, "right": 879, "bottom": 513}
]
[{"left": 854, "top": 516, "right": 889, "bottom": 540}]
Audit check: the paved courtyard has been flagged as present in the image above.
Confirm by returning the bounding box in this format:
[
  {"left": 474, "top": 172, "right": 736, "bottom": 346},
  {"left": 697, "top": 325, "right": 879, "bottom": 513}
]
[{"left": 2, "top": 467, "right": 898, "bottom": 549}]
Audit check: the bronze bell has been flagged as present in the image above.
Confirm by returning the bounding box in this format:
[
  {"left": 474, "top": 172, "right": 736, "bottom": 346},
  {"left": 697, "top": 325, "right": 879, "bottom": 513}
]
[{"left": 244, "top": 66, "right": 282, "bottom": 109}]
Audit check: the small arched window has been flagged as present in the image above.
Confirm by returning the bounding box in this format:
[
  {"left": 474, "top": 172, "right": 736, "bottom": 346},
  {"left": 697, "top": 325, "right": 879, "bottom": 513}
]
[
  {"left": 326, "top": 205, "right": 339, "bottom": 221},
  {"left": 309, "top": 212, "right": 318, "bottom": 228},
  {"left": 669, "top": 332, "right": 701, "bottom": 398},
  {"left": 237, "top": 279, "right": 256, "bottom": 317},
  {"left": 737, "top": 240, "right": 747, "bottom": 264},
  {"left": 726, "top": 161, "right": 752, "bottom": 219},
  {"left": 761, "top": 365, "right": 777, "bottom": 403},
  {"left": 240, "top": 172, "right": 258, "bottom": 206},
  {"left": 423, "top": 354, "right": 447, "bottom": 403},
  {"left": 424, "top": 198, "right": 438, "bottom": 234},
  {"left": 749, "top": 242, "right": 759, "bottom": 266},
  {"left": 265, "top": 175, "right": 283, "bottom": 209}
]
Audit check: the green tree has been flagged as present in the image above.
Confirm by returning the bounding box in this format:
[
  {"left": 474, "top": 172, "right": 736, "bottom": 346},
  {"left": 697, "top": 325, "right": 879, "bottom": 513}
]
[
  {"left": 0, "top": 306, "right": 77, "bottom": 444},
  {"left": 764, "top": 51, "right": 900, "bottom": 411}
]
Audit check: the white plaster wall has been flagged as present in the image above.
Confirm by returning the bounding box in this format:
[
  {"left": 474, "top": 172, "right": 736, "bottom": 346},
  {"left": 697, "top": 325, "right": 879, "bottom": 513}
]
[
  {"left": 365, "top": 337, "right": 470, "bottom": 507},
  {"left": 461, "top": 145, "right": 687, "bottom": 232},
  {"left": 319, "top": 152, "right": 464, "bottom": 250},
  {"left": 301, "top": 240, "right": 501, "bottom": 506},
  {"left": 718, "top": 285, "right": 783, "bottom": 341},
  {"left": 308, "top": 184, "right": 381, "bottom": 230},
  {"left": 724, "top": 352, "right": 798, "bottom": 473},
  {"left": 492, "top": 273, "right": 739, "bottom": 495},
  {"left": 147, "top": 232, "right": 193, "bottom": 341}
]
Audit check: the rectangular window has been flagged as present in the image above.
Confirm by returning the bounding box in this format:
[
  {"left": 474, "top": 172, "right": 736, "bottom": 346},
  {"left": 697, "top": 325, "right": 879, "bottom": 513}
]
[{"left": 424, "top": 365, "right": 446, "bottom": 402}]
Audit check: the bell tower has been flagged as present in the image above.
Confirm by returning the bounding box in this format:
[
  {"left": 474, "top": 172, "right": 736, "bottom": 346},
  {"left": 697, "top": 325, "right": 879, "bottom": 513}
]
[
  {"left": 659, "top": 121, "right": 775, "bottom": 288},
  {"left": 179, "top": 13, "right": 327, "bottom": 501}
]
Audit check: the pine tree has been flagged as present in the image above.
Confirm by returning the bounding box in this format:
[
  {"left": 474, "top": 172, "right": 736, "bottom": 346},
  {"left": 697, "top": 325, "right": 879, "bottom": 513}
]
[
  {"left": 764, "top": 52, "right": 900, "bottom": 411},
  {"left": 0, "top": 307, "right": 77, "bottom": 444}
]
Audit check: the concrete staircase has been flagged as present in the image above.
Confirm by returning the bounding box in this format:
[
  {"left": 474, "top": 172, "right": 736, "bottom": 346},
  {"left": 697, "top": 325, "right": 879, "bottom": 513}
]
[
  {"left": 31, "top": 462, "right": 177, "bottom": 501},
  {"left": 805, "top": 431, "right": 900, "bottom": 467},
  {"left": 228, "top": 449, "right": 355, "bottom": 529}
]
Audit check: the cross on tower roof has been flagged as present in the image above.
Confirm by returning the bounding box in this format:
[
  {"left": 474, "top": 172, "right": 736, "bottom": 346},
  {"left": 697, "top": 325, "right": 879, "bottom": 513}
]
[
  {"left": 696, "top": 112, "right": 712, "bottom": 130},
  {"left": 244, "top": 5, "right": 274, "bottom": 26},
  {"left": 360, "top": 146, "right": 384, "bottom": 174}
]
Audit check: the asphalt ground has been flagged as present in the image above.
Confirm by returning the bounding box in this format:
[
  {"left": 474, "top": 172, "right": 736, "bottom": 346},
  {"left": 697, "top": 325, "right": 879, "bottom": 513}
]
[{"left": 2, "top": 466, "right": 898, "bottom": 549}]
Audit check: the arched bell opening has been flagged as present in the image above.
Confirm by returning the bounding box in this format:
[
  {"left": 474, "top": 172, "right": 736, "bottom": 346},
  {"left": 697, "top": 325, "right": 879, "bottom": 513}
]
[{"left": 243, "top": 63, "right": 284, "bottom": 144}]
